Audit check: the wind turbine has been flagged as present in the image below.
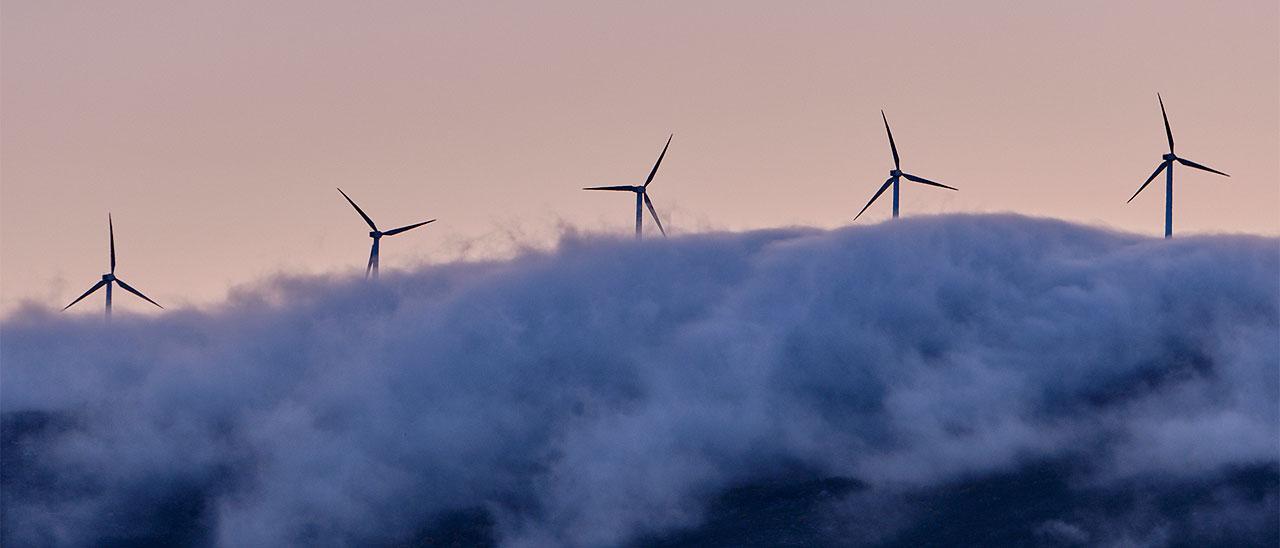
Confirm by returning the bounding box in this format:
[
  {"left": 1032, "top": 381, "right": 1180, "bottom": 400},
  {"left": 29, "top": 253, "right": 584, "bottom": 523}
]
[
  {"left": 337, "top": 188, "right": 435, "bottom": 279},
  {"left": 583, "top": 134, "right": 672, "bottom": 239},
  {"left": 63, "top": 214, "right": 162, "bottom": 319},
  {"left": 854, "top": 111, "right": 957, "bottom": 221},
  {"left": 1127, "top": 94, "right": 1229, "bottom": 238}
]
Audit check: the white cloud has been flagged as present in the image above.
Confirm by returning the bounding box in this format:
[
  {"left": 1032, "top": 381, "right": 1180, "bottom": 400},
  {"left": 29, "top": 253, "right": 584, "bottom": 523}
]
[{"left": 2, "top": 214, "right": 1276, "bottom": 546}]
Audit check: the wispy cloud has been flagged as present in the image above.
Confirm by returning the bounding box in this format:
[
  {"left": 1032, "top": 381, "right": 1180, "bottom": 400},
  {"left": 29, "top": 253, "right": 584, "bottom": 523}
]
[{"left": 2, "top": 214, "right": 1276, "bottom": 546}]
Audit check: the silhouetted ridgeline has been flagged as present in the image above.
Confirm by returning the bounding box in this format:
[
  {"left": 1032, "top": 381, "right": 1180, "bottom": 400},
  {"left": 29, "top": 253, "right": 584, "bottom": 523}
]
[{"left": 2, "top": 215, "right": 1277, "bottom": 546}]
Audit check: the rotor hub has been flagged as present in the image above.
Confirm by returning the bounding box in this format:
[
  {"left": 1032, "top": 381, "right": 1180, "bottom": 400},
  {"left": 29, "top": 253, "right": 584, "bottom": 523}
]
[
  {"left": 370, "top": 231, "right": 382, "bottom": 238},
  {"left": 102, "top": 273, "right": 115, "bottom": 281},
  {"left": 889, "top": 169, "right": 902, "bottom": 177},
  {"left": 1162, "top": 153, "right": 1176, "bottom": 161}
]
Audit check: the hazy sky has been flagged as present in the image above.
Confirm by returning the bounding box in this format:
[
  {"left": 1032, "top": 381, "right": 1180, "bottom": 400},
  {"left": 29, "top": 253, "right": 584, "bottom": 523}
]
[{"left": 2, "top": 0, "right": 1277, "bottom": 314}]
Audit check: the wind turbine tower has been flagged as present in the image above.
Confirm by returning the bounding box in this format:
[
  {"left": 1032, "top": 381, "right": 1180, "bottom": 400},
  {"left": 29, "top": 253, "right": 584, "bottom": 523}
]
[
  {"left": 337, "top": 188, "right": 436, "bottom": 278},
  {"left": 63, "top": 214, "right": 163, "bottom": 319},
  {"left": 1127, "top": 94, "right": 1229, "bottom": 238},
  {"left": 854, "top": 111, "right": 957, "bottom": 221},
  {"left": 583, "top": 134, "right": 672, "bottom": 239}
]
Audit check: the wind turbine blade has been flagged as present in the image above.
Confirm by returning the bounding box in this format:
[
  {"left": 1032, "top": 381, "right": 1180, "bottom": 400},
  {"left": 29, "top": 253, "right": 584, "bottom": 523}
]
[
  {"left": 643, "top": 134, "right": 673, "bottom": 187},
  {"left": 854, "top": 178, "right": 895, "bottom": 221},
  {"left": 114, "top": 278, "right": 163, "bottom": 309},
  {"left": 109, "top": 214, "right": 116, "bottom": 273},
  {"left": 383, "top": 219, "right": 436, "bottom": 236},
  {"left": 902, "top": 172, "right": 958, "bottom": 191},
  {"left": 365, "top": 245, "right": 374, "bottom": 277},
  {"left": 882, "top": 110, "right": 900, "bottom": 170},
  {"left": 1128, "top": 161, "right": 1168, "bottom": 203},
  {"left": 1175, "top": 157, "right": 1229, "bottom": 177},
  {"left": 63, "top": 280, "right": 108, "bottom": 311},
  {"left": 582, "top": 185, "right": 637, "bottom": 191},
  {"left": 643, "top": 193, "right": 666, "bottom": 236},
  {"left": 337, "top": 188, "right": 378, "bottom": 231},
  {"left": 1158, "top": 93, "right": 1174, "bottom": 154}
]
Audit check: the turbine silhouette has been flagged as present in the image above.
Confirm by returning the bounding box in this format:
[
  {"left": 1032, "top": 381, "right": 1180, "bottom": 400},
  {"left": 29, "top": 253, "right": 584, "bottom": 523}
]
[
  {"left": 337, "top": 188, "right": 435, "bottom": 279},
  {"left": 1127, "top": 94, "right": 1229, "bottom": 238},
  {"left": 63, "top": 214, "right": 162, "bottom": 319},
  {"left": 583, "top": 134, "right": 672, "bottom": 239},
  {"left": 855, "top": 111, "right": 957, "bottom": 221}
]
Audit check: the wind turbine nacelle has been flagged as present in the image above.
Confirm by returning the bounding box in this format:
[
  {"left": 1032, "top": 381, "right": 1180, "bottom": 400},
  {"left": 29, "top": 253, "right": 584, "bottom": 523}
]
[
  {"left": 102, "top": 273, "right": 115, "bottom": 281},
  {"left": 370, "top": 231, "right": 382, "bottom": 238},
  {"left": 889, "top": 169, "right": 902, "bottom": 177},
  {"left": 1162, "top": 153, "right": 1177, "bottom": 161}
]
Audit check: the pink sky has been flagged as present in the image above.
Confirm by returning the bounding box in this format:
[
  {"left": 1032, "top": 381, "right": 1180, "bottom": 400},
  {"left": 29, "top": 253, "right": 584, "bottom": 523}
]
[{"left": 2, "top": 0, "right": 1277, "bottom": 315}]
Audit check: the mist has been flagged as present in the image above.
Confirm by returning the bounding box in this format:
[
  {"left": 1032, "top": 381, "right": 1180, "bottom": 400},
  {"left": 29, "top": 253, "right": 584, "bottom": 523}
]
[{"left": 3, "top": 214, "right": 1277, "bottom": 546}]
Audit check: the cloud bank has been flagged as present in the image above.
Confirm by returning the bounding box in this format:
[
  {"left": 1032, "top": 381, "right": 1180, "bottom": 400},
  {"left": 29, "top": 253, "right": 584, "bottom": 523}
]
[{"left": 2, "top": 214, "right": 1277, "bottom": 546}]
